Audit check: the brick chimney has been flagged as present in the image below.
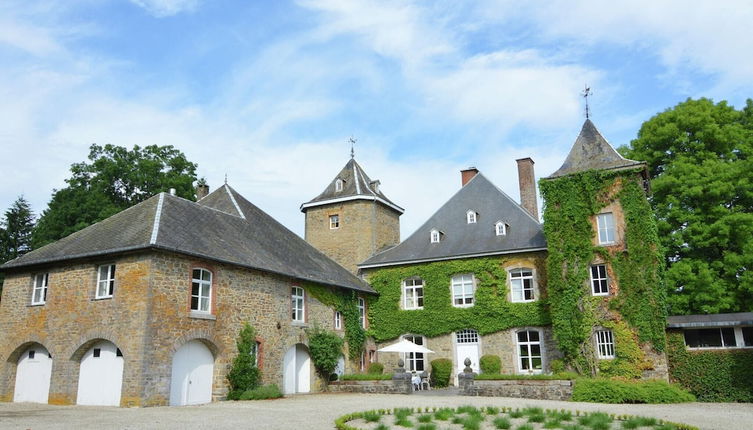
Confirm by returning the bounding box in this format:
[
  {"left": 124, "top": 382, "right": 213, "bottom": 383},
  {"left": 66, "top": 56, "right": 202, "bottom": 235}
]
[
  {"left": 516, "top": 158, "right": 539, "bottom": 220},
  {"left": 461, "top": 167, "right": 479, "bottom": 187},
  {"left": 196, "top": 183, "right": 210, "bottom": 200}
]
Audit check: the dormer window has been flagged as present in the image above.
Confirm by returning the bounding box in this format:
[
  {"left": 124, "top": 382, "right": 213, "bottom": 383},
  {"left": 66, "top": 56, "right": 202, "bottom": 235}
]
[
  {"left": 430, "top": 229, "right": 440, "bottom": 243},
  {"left": 495, "top": 221, "right": 507, "bottom": 236},
  {"left": 370, "top": 180, "right": 380, "bottom": 193},
  {"left": 466, "top": 210, "right": 477, "bottom": 224},
  {"left": 335, "top": 179, "right": 343, "bottom": 192}
]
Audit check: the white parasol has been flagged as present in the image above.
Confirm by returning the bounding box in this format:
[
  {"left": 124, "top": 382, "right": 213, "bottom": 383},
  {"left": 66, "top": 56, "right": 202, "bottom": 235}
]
[{"left": 377, "top": 338, "right": 435, "bottom": 354}]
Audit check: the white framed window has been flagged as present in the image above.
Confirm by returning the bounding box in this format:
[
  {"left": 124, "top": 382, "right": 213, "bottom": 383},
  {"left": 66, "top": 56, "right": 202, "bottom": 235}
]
[
  {"left": 456, "top": 329, "right": 479, "bottom": 344},
  {"left": 466, "top": 210, "right": 477, "bottom": 224},
  {"left": 495, "top": 221, "right": 507, "bottom": 236},
  {"left": 329, "top": 214, "right": 340, "bottom": 229},
  {"left": 517, "top": 330, "right": 543, "bottom": 373},
  {"left": 510, "top": 268, "right": 535, "bottom": 302},
  {"left": 335, "top": 179, "right": 343, "bottom": 192},
  {"left": 96, "top": 264, "right": 116, "bottom": 299},
  {"left": 191, "top": 268, "right": 212, "bottom": 312},
  {"left": 31, "top": 273, "right": 49, "bottom": 305},
  {"left": 590, "top": 264, "right": 609, "bottom": 296},
  {"left": 402, "top": 278, "right": 424, "bottom": 310},
  {"left": 401, "top": 334, "right": 426, "bottom": 372},
  {"left": 357, "top": 297, "right": 366, "bottom": 329},
  {"left": 334, "top": 311, "right": 342, "bottom": 330},
  {"left": 596, "top": 213, "right": 616, "bottom": 244},
  {"left": 430, "top": 229, "right": 440, "bottom": 243},
  {"left": 292, "top": 287, "right": 305, "bottom": 322},
  {"left": 683, "top": 328, "right": 737, "bottom": 348},
  {"left": 451, "top": 274, "right": 475, "bottom": 307},
  {"left": 596, "top": 330, "right": 615, "bottom": 359},
  {"left": 252, "top": 341, "right": 261, "bottom": 366}
]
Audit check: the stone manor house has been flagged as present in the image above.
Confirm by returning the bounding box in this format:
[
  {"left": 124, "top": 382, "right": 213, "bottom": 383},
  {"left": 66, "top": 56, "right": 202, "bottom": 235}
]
[{"left": 1, "top": 119, "right": 676, "bottom": 406}]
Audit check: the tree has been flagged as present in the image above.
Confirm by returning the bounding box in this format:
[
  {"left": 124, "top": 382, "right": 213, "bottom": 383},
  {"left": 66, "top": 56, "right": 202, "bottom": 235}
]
[
  {"left": 1, "top": 196, "right": 35, "bottom": 262},
  {"left": 33, "top": 144, "right": 197, "bottom": 247},
  {"left": 620, "top": 98, "right": 753, "bottom": 315},
  {"left": 226, "top": 323, "right": 261, "bottom": 400}
]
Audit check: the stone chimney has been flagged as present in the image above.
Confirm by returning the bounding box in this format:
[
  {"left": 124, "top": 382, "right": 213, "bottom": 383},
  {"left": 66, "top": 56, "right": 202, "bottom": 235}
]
[
  {"left": 516, "top": 158, "right": 539, "bottom": 220},
  {"left": 461, "top": 167, "right": 479, "bottom": 187},
  {"left": 196, "top": 183, "right": 210, "bottom": 200}
]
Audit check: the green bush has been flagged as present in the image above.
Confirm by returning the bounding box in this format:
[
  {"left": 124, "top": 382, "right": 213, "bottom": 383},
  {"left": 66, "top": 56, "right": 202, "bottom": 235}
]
[
  {"left": 226, "top": 323, "right": 261, "bottom": 400},
  {"left": 666, "top": 331, "right": 753, "bottom": 402},
  {"left": 367, "top": 362, "right": 385, "bottom": 374},
  {"left": 572, "top": 378, "right": 695, "bottom": 403},
  {"left": 237, "top": 384, "right": 283, "bottom": 400},
  {"left": 549, "top": 359, "right": 565, "bottom": 374},
  {"left": 339, "top": 373, "right": 393, "bottom": 380},
  {"left": 479, "top": 355, "right": 501, "bottom": 374},
  {"left": 430, "top": 358, "right": 452, "bottom": 388},
  {"left": 307, "top": 325, "right": 344, "bottom": 385}
]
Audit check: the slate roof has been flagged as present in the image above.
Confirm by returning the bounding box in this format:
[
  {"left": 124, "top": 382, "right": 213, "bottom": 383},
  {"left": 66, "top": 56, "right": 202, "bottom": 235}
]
[
  {"left": 547, "top": 119, "right": 645, "bottom": 178},
  {"left": 667, "top": 312, "right": 753, "bottom": 328},
  {"left": 360, "top": 172, "right": 547, "bottom": 268},
  {"left": 301, "top": 158, "right": 404, "bottom": 214},
  {"left": 1, "top": 185, "right": 374, "bottom": 294}
]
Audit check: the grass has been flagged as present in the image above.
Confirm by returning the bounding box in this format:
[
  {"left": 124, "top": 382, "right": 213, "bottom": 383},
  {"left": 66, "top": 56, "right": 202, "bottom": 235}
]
[{"left": 493, "top": 416, "right": 512, "bottom": 429}]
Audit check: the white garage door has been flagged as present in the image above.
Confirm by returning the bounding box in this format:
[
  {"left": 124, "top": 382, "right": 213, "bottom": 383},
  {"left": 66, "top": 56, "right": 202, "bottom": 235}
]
[
  {"left": 77, "top": 340, "right": 124, "bottom": 406},
  {"left": 14, "top": 345, "right": 52, "bottom": 404},
  {"left": 170, "top": 340, "right": 214, "bottom": 406},
  {"left": 282, "top": 344, "right": 311, "bottom": 394}
]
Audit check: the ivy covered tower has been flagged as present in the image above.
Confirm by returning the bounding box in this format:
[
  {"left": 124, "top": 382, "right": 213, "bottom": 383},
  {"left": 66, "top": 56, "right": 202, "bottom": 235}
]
[
  {"left": 540, "top": 119, "right": 667, "bottom": 378},
  {"left": 301, "top": 157, "right": 403, "bottom": 274}
]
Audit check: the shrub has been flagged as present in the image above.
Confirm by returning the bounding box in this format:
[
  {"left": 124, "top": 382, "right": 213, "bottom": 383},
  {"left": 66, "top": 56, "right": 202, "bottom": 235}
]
[
  {"left": 307, "top": 325, "right": 344, "bottom": 386},
  {"left": 549, "top": 359, "right": 565, "bottom": 374},
  {"left": 367, "top": 362, "right": 385, "bottom": 374},
  {"left": 475, "top": 372, "right": 577, "bottom": 380},
  {"left": 429, "top": 358, "right": 452, "bottom": 388},
  {"left": 226, "top": 323, "right": 261, "bottom": 400},
  {"left": 480, "top": 354, "right": 502, "bottom": 374},
  {"left": 237, "top": 384, "right": 282, "bottom": 400},
  {"left": 572, "top": 378, "right": 695, "bottom": 403}
]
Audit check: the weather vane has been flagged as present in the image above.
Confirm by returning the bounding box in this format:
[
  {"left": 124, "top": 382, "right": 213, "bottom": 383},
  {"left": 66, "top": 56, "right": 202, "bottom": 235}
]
[
  {"left": 349, "top": 136, "right": 357, "bottom": 159},
  {"left": 224, "top": 173, "right": 228, "bottom": 184},
  {"left": 582, "top": 85, "right": 592, "bottom": 119}
]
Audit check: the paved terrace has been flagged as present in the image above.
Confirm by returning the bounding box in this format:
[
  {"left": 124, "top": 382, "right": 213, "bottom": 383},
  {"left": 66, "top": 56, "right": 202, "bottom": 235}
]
[{"left": 0, "top": 393, "right": 751, "bottom": 430}]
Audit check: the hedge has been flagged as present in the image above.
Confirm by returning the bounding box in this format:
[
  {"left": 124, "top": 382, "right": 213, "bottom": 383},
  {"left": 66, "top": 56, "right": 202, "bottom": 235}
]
[
  {"left": 339, "top": 373, "right": 393, "bottom": 381},
  {"left": 666, "top": 331, "right": 753, "bottom": 402},
  {"left": 430, "top": 358, "right": 452, "bottom": 388},
  {"left": 572, "top": 378, "right": 695, "bottom": 403},
  {"left": 237, "top": 384, "right": 283, "bottom": 400},
  {"left": 479, "top": 354, "right": 501, "bottom": 374}
]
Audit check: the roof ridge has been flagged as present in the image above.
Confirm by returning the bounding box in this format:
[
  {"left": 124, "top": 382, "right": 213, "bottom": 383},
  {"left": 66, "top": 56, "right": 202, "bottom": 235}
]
[
  {"left": 224, "top": 184, "right": 246, "bottom": 219},
  {"left": 149, "top": 193, "right": 165, "bottom": 244}
]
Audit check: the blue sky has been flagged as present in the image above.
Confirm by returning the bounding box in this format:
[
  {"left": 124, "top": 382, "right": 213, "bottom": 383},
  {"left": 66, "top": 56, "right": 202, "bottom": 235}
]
[{"left": 2, "top": 0, "right": 752, "bottom": 238}]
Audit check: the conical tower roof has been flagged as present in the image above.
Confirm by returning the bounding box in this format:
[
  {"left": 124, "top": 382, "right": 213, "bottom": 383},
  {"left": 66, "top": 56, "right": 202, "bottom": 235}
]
[
  {"left": 547, "top": 119, "right": 645, "bottom": 178},
  {"left": 300, "top": 158, "right": 404, "bottom": 214}
]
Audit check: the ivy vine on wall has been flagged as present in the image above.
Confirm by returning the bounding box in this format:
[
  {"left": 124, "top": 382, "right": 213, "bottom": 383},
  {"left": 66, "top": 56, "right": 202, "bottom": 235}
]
[{"left": 304, "top": 283, "right": 367, "bottom": 360}]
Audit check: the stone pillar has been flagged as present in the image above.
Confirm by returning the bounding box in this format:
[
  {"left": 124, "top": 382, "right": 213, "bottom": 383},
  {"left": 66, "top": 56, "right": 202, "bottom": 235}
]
[
  {"left": 391, "top": 358, "right": 413, "bottom": 394},
  {"left": 196, "top": 183, "right": 210, "bottom": 200},
  {"left": 458, "top": 357, "right": 477, "bottom": 395}
]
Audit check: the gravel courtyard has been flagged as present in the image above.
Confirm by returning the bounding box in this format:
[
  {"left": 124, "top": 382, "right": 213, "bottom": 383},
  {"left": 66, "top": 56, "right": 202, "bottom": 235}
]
[{"left": 0, "top": 393, "right": 751, "bottom": 430}]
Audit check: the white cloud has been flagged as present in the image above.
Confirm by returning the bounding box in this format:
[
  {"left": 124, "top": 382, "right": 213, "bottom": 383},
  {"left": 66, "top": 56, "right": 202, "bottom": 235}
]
[{"left": 129, "top": 0, "right": 200, "bottom": 17}]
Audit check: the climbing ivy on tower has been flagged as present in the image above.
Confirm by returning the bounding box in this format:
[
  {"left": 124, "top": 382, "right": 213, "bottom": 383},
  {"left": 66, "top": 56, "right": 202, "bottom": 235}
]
[{"left": 540, "top": 169, "right": 666, "bottom": 376}]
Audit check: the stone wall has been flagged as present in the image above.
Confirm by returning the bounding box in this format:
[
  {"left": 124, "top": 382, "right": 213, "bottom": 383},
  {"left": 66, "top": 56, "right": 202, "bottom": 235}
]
[
  {"left": 462, "top": 378, "right": 573, "bottom": 401},
  {"left": 328, "top": 379, "right": 411, "bottom": 394}
]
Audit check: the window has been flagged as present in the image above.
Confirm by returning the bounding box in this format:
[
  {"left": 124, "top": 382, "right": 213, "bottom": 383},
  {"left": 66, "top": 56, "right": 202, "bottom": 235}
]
[
  {"left": 596, "top": 213, "right": 616, "bottom": 244},
  {"left": 96, "top": 264, "right": 116, "bottom": 298},
  {"left": 743, "top": 327, "right": 753, "bottom": 347},
  {"left": 329, "top": 214, "right": 340, "bottom": 229},
  {"left": 28, "top": 350, "right": 35, "bottom": 359},
  {"left": 683, "top": 328, "right": 736, "bottom": 348},
  {"left": 401, "top": 335, "right": 426, "bottom": 372},
  {"left": 510, "top": 268, "right": 535, "bottom": 302},
  {"left": 31, "top": 273, "right": 48, "bottom": 305},
  {"left": 451, "top": 274, "right": 475, "bottom": 307},
  {"left": 595, "top": 330, "right": 615, "bottom": 359},
  {"left": 430, "top": 229, "right": 440, "bottom": 243},
  {"left": 590, "top": 264, "right": 609, "bottom": 296},
  {"left": 466, "top": 210, "right": 477, "bottom": 224},
  {"left": 191, "top": 269, "right": 212, "bottom": 312},
  {"left": 93, "top": 348, "right": 101, "bottom": 358},
  {"left": 456, "top": 329, "right": 479, "bottom": 344},
  {"left": 358, "top": 297, "right": 366, "bottom": 329},
  {"left": 335, "top": 179, "right": 343, "bottom": 192},
  {"left": 334, "top": 311, "right": 342, "bottom": 330},
  {"left": 252, "top": 341, "right": 261, "bottom": 366},
  {"left": 403, "top": 278, "right": 424, "bottom": 310},
  {"left": 495, "top": 221, "right": 507, "bottom": 236},
  {"left": 517, "top": 330, "right": 543, "bottom": 373},
  {"left": 292, "top": 287, "right": 305, "bottom": 322}
]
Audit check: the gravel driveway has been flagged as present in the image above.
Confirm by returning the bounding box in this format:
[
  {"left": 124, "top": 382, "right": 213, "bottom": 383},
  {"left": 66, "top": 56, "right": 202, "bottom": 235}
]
[{"left": 0, "top": 393, "right": 751, "bottom": 430}]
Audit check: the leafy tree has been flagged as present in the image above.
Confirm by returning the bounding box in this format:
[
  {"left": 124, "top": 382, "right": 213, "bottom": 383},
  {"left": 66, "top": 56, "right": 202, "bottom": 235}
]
[
  {"left": 227, "top": 323, "right": 261, "bottom": 400},
  {"left": 620, "top": 98, "right": 753, "bottom": 315},
  {"left": 33, "top": 144, "right": 197, "bottom": 247},
  {"left": 306, "top": 325, "right": 344, "bottom": 388}
]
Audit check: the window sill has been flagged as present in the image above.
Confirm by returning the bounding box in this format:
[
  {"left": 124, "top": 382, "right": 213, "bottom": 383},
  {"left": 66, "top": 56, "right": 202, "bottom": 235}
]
[
  {"left": 510, "top": 299, "right": 537, "bottom": 304},
  {"left": 292, "top": 321, "right": 308, "bottom": 327},
  {"left": 28, "top": 303, "right": 45, "bottom": 307},
  {"left": 189, "top": 311, "right": 216, "bottom": 320},
  {"left": 93, "top": 296, "right": 113, "bottom": 301},
  {"left": 591, "top": 293, "right": 610, "bottom": 297},
  {"left": 403, "top": 307, "right": 424, "bottom": 311}
]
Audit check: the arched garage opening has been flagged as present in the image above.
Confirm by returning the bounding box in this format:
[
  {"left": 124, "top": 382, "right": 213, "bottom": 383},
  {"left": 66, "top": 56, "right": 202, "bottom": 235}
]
[
  {"left": 13, "top": 343, "right": 52, "bottom": 404},
  {"left": 76, "top": 340, "right": 124, "bottom": 406},
  {"left": 170, "top": 339, "right": 214, "bottom": 406},
  {"left": 282, "top": 343, "right": 311, "bottom": 394}
]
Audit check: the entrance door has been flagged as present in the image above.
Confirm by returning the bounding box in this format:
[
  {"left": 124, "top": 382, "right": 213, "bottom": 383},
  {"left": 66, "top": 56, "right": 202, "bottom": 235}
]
[
  {"left": 170, "top": 340, "right": 214, "bottom": 406},
  {"left": 454, "top": 329, "right": 480, "bottom": 384},
  {"left": 14, "top": 345, "right": 52, "bottom": 403},
  {"left": 282, "top": 344, "right": 311, "bottom": 394},
  {"left": 77, "top": 340, "right": 124, "bottom": 406}
]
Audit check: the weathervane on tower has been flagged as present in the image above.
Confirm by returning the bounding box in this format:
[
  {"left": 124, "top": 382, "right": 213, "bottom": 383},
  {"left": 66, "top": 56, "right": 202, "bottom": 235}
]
[
  {"left": 349, "top": 136, "right": 356, "bottom": 159},
  {"left": 582, "top": 85, "right": 592, "bottom": 119}
]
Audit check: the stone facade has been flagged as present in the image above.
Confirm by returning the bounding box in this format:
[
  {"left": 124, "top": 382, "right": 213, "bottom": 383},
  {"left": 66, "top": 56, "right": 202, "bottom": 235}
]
[
  {"left": 0, "top": 250, "right": 361, "bottom": 406},
  {"left": 462, "top": 379, "right": 573, "bottom": 401},
  {"left": 304, "top": 201, "right": 399, "bottom": 274}
]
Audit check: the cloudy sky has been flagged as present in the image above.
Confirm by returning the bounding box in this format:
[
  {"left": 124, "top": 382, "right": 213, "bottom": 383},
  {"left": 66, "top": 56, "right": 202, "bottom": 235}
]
[{"left": 2, "top": 0, "right": 752, "bottom": 239}]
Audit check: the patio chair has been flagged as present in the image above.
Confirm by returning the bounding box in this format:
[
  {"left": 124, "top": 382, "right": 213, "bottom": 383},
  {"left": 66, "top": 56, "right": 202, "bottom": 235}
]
[{"left": 420, "top": 372, "right": 431, "bottom": 390}]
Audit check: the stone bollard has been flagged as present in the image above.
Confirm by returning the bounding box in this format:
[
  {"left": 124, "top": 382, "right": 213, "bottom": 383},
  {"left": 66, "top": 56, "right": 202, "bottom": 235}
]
[
  {"left": 392, "top": 358, "right": 413, "bottom": 394},
  {"left": 457, "top": 357, "right": 477, "bottom": 395}
]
